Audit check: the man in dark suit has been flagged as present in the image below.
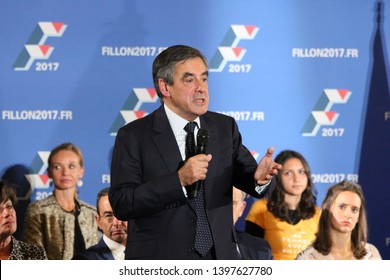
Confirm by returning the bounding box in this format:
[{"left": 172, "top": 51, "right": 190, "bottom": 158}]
[
  {"left": 72, "top": 188, "right": 127, "bottom": 260},
  {"left": 233, "top": 187, "right": 273, "bottom": 260},
  {"left": 109, "top": 45, "right": 282, "bottom": 260}
]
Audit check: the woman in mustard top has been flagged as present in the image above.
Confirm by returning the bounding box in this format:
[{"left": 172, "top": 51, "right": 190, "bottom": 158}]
[{"left": 245, "top": 150, "right": 321, "bottom": 260}]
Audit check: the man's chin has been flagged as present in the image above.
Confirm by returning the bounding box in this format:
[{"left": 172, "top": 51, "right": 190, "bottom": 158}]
[
  {"left": 193, "top": 107, "right": 208, "bottom": 116},
  {"left": 111, "top": 233, "right": 126, "bottom": 240}
]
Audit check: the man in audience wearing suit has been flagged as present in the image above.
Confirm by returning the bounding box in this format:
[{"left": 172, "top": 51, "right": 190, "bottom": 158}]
[
  {"left": 233, "top": 187, "right": 273, "bottom": 260},
  {"left": 72, "top": 188, "right": 127, "bottom": 260}
]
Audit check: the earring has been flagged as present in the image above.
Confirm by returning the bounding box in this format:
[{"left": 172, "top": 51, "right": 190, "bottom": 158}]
[{"left": 77, "top": 179, "right": 83, "bottom": 187}]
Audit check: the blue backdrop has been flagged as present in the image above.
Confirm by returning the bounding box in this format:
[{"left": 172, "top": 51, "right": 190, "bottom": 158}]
[{"left": 1, "top": 0, "right": 389, "bottom": 259}]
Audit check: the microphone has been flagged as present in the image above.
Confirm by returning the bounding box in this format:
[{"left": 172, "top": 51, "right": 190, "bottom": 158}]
[{"left": 190, "top": 128, "right": 209, "bottom": 198}]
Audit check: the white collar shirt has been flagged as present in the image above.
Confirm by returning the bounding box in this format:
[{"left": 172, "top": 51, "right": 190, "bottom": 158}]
[{"left": 102, "top": 234, "right": 125, "bottom": 260}]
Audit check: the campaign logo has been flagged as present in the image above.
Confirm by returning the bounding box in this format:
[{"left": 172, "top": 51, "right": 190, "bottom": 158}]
[
  {"left": 14, "top": 22, "right": 67, "bottom": 71},
  {"left": 110, "top": 88, "right": 159, "bottom": 136},
  {"left": 209, "top": 24, "right": 259, "bottom": 72},
  {"left": 301, "top": 89, "right": 352, "bottom": 136},
  {"left": 251, "top": 151, "right": 259, "bottom": 161},
  {"left": 24, "top": 151, "right": 51, "bottom": 199}
]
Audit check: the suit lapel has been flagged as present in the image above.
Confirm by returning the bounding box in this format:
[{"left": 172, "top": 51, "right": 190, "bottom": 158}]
[
  {"left": 150, "top": 108, "right": 218, "bottom": 210},
  {"left": 99, "top": 238, "right": 115, "bottom": 260},
  {"left": 152, "top": 106, "right": 183, "bottom": 173}
]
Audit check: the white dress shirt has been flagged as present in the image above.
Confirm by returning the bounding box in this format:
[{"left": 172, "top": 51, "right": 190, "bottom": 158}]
[
  {"left": 164, "top": 103, "right": 200, "bottom": 161},
  {"left": 102, "top": 235, "right": 125, "bottom": 260},
  {"left": 164, "top": 103, "right": 269, "bottom": 195}
]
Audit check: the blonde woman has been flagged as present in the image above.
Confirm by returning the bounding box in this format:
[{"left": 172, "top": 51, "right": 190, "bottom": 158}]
[{"left": 23, "top": 143, "right": 99, "bottom": 259}]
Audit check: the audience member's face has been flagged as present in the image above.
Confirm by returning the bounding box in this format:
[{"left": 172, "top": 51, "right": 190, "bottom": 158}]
[
  {"left": 232, "top": 187, "right": 246, "bottom": 225},
  {"left": 163, "top": 57, "right": 209, "bottom": 121},
  {"left": 49, "top": 150, "right": 84, "bottom": 190},
  {"left": 280, "top": 157, "right": 308, "bottom": 197},
  {"left": 0, "top": 199, "right": 17, "bottom": 238},
  {"left": 330, "top": 191, "right": 361, "bottom": 234},
  {"left": 96, "top": 195, "right": 127, "bottom": 245}
]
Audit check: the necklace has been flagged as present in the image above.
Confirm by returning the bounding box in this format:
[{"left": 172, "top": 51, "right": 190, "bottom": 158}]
[{"left": 287, "top": 209, "right": 300, "bottom": 225}]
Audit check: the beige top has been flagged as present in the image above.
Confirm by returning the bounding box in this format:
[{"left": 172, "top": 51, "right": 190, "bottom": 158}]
[
  {"left": 23, "top": 195, "right": 99, "bottom": 260},
  {"left": 296, "top": 243, "right": 382, "bottom": 260}
]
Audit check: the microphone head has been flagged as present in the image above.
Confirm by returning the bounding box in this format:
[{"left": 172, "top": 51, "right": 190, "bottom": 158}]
[{"left": 197, "top": 128, "right": 209, "bottom": 146}]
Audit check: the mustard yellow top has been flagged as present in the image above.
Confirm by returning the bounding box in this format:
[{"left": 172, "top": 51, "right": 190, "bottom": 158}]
[{"left": 246, "top": 198, "right": 321, "bottom": 260}]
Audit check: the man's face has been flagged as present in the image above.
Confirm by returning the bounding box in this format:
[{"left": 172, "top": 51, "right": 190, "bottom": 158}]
[
  {"left": 96, "top": 195, "right": 127, "bottom": 245},
  {"left": 162, "top": 57, "right": 209, "bottom": 121}
]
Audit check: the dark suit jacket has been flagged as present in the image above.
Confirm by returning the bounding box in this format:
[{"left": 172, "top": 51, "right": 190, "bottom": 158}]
[
  {"left": 110, "top": 105, "right": 275, "bottom": 259},
  {"left": 71, "top": 238, "right": 115, "bottom": 260},
  {"left": 236, "top": 230, "right": 273, "bottom": 260}
]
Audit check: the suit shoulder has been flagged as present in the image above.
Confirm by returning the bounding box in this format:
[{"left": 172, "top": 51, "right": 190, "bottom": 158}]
[
  {"left": 202, "top": 111, "right": 238, "bottom": 133},
  {"left": 118, "top": 111, "right": 154, "bottom": 132},
  {"left": 72, "top": 243, "right": 99, "bottom": 260},
  {"left": 72, "top": 240, "right": 112, "bottom": 260},
  {"left": 237, "top": 231, "right": 270, "bottom": 248},
  {"left": 205, "top": 111, "right": 235, "bottom": 123}
]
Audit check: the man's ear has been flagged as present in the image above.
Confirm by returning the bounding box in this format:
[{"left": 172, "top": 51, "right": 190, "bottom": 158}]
[
  {"left": 95, "top": 214, "right": 103, "bottom": 231},
  {"left": 242, "top": 200, "right": 247, "bottom": 211},
  {"left": 158, "top": 79, "right": 170, "bottom": 97},
  {"left": 240, "top": 201, "right": 247, "bottom": 217}
]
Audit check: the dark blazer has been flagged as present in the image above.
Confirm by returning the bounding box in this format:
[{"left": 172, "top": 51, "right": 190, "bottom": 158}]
[
  {"left": 236, "top": 231, "right": 273, "bottom": 260},
  {"left": 72, "top": 238, "right": 115, "bottom": 260},
  {"left": 110, "top": 105, "right": 275, "bottom": 260}
]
